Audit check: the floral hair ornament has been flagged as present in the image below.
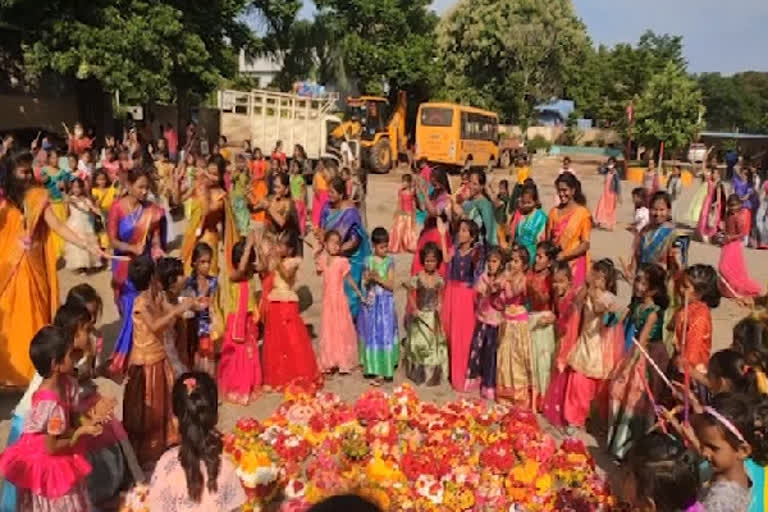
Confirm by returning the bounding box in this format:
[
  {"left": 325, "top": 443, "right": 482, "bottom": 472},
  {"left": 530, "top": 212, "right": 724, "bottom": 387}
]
[
  {"left": 704, "top": 406, "right": 746, "bottom": 444},
  {"left": 183, "top": 377, "right": 197, "bottom": 394}
]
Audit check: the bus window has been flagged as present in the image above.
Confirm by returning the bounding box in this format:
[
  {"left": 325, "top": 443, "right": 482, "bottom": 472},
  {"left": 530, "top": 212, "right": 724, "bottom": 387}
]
[
  {"left": 421, "top": 107, "right": 453, "bottom": 127},
  {"left": 461, "top": 113, "right": 497, "bottom": 141}
]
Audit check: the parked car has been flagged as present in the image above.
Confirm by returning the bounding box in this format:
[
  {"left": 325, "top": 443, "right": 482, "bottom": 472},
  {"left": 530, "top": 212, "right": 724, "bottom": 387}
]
[{"left": 687, "top": 143, "right": 707, "bottom": 163}]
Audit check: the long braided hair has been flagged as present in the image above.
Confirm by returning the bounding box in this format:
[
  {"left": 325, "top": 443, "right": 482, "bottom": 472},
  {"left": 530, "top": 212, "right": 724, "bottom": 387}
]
[{"left": 172, "top": 372, "right": 223, "bottom": 502}]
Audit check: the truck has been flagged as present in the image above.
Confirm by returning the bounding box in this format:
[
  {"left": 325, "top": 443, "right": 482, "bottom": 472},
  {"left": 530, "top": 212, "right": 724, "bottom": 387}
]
[{"left": 216, "top": 88, "right": 348, "bottom": 166}]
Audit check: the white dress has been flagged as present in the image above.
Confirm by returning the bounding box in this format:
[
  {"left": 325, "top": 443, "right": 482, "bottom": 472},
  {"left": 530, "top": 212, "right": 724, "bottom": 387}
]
[{"left": 64, "top": 198, "right": 100, "bottom": 269}]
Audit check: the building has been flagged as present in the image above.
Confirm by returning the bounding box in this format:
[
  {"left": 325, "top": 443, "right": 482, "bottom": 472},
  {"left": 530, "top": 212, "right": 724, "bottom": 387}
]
[
  {"left": 238, "top": 50, "right": 283, "bottom": 88},
  {"left": 533, "top": 99, "right": 575, "bottom": 126}
]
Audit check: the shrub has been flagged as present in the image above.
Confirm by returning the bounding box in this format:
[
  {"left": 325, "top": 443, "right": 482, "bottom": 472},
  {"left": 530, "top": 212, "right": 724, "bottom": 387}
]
[{"left": 527, "top": 135, "right": 551, "bottom": 153}]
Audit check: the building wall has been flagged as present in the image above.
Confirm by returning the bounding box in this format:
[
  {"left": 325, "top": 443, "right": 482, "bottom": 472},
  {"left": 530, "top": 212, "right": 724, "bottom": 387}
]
[{"left": 0, "top": 94, "right": 78, "bottom": 133}]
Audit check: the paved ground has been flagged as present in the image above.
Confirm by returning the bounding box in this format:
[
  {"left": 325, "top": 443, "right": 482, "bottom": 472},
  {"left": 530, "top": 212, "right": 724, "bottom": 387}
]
[{"left": 2, "top": 155, "right": 765, "bottom": 462}]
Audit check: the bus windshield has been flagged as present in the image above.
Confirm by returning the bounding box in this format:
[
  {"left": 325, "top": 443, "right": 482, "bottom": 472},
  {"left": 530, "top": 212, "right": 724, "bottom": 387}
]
[{"left": 420, "top": 107, "right": 453, "bottom": 127}]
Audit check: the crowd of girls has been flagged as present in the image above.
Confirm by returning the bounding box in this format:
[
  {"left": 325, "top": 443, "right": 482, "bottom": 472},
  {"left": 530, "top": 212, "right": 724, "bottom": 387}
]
[{"left": 4, "top": 124, "right": 768, "bottom": 511}]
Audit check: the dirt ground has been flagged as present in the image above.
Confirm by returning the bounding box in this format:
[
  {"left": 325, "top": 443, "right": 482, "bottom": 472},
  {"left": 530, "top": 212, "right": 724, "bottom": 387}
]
[{"left": 2, "top": 155, "right": 766, "bottom": 458}]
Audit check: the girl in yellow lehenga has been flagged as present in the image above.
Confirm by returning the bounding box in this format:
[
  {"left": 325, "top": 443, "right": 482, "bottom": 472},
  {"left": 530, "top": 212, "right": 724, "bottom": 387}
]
[
  {"left": 91, "top": 169, "right": 117, "bottom": 250},
  {"left": 0, "top": 152, "right": 102, "bottom": 387},
  {"left": 180, "top": 156, "right": 238, "bottom": 275}
]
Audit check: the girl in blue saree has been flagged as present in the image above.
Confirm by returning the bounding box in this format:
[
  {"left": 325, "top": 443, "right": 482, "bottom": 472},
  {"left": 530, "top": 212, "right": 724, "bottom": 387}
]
[
  {"left": 319, "top": 176, "right": 371, "bottom": 318},
  {"left": 622, "top": 191, "right": 687, "bottom": 353},
  {"left": 107, "top": 167, "right": 167, "bottom": 374}
]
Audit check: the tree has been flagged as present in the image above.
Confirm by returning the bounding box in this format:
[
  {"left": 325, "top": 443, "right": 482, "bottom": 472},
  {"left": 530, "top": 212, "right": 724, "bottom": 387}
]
[
  {"left": 436, "top": 0, "right": 590, "bottom": 124},
  {"left": 697, "top": 72, "right": 768, "bottom": 133},
  {"left": 633, "top": 62, "right": 703, "bottom": 154},
  {"left": 310, "top": 0, "right": 439, "bottom": 98}
]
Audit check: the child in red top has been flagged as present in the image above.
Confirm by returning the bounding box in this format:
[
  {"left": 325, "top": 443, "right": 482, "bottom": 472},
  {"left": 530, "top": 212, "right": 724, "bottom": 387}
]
[
  {"left": 542, "top": 261, "right": 581, "bottom": 427},
  {"left": 271, "top": 140, "right": 287, "bottom": 170}
]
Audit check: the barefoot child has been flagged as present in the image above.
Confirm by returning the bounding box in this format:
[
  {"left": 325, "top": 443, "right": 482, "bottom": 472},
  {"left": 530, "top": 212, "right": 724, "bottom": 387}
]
[
  {"left": 496, "top": 244, "right": 533, "bottom": 406},
  {"left": 213, "top": 237, "right": 262, "bottom": 405},
  {"left": 358, "top": 227, "right": 399, "bottom": 384},
  {"left": 314, "top": 230, "right": 365, "bottom": 375},
  {"left": 262, "top": 231, "right": 320, "bottom": 389},
  {"left": 542, "top": 262, "right": 581, "bottom": 427},
  {"left": 0, "top": 326, "right": 103, "bottom": 511},
  {"left": 123, "top": 257, "right": 197, "bottom": 467},
  {"left": 389, "top": 174, "right": 418, "bottom": 253},
  {"left": 466, "top": 246, "right": 505, "bottom": 399},
  {"left": 627, "top": 187, "right": 649, "bottom": 234},
  {"left": 289, "top": 159, "right": 307, "bottom": 236},
  {"left": 403, "top": 242, "right": 448, "bottom": 386},
  {"left": 528, "top": 240, "right": 559, "bottom": 405},
  {"left": 565, "top": 259, "right": 622, "bottom": 428},
  {"left": 438, "top": 218, "right": 483, "bottom": 392},
  {"left": 184, "top": 243, "right": 219, "bottom": 377},
  {"left": 604, "top": 263, "right": 668, "bottom": 457},
  {"left": 65, "top": 178, "right": 101, "bottom": 272}
]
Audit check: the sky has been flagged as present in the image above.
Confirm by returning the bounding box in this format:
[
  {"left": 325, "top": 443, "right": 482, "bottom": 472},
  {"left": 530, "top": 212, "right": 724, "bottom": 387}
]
[{"left": 298, "top": 0, "right": 768, "bottom": 74}]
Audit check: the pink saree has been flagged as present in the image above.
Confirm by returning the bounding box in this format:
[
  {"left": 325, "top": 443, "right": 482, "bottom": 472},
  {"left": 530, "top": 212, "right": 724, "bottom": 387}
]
[{"left": 719, "top": 209, "right": 762, "bottom": 298}]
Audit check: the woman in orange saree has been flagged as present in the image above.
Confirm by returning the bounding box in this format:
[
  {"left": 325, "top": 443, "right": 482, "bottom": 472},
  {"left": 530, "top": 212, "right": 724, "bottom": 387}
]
[
  {"left": 180, "top": 156, "right": 238, "bottom": 276},
  {"left": 0, "top": 152, "right": 101, "bottom": 387},
  {"left": 547, "top": 172, "right": 592, "bottom": 288}
]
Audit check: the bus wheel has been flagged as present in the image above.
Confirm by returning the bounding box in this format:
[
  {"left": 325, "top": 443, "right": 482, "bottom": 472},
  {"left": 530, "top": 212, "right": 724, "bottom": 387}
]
[
  {"left": 500, "top": 150, "right": 511, "bottom": 169},
  {"left": 370, "top": 138, "right": 391, "bottom": 174}
]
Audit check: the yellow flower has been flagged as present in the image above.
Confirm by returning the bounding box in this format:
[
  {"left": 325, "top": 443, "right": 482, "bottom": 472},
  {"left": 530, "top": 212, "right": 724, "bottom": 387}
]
[
  {"left": 510, "top": 459, "right": 539, "bottom": 485},
  {"left": 535, "top": 473, "right": 553, "bottom": 493},
  {"left": 366, "top": 457, "right": 405, "bottom": 485}
]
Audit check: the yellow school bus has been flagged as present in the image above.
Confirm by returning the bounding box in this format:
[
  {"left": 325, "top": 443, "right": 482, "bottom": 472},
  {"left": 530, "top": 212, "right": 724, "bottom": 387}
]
[{"left": 415, "top": 102, "right": 499, "bottom": 168}]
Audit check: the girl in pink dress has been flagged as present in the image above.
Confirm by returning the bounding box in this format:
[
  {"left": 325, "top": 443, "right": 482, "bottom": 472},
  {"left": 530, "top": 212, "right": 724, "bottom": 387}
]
[
  {"left": 0, "top": 326, "right": 103, "bottom": 512},
  {"left": 719, "top": 194, "right": 763, "bottom": 301},
  {"left": 149, "top": 372, "right": 246, "bottom": 512},
  {"left": 314, "top": 230, "right": 366, "bottom": 374},
  {"left": 214, "top": 237, "right": 263, "bottom": 405},
  {"left": 594, "top": 157, "right": 620, "bottom": 230},
  {"left": 389, "top": 173, "right": 418, "bottom": 253}
]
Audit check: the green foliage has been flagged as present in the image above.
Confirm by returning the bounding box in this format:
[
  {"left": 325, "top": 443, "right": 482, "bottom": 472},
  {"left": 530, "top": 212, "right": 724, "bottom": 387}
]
[
  {"left": 436, "top": 0, "right": 590, "bottom": 124},
  {"left": 312, "top": 0, "right": 440, "bottom": 97},
  {"left": 588, "top": 31, "right": 685, "bottom": 128},
  {"left": 698, "top": 72, "right": 768, "bottom": 133},
  {"left": 527, "top": 135, "right": 551, "bottom": 153},
  {"left": 633, "top": 62, "right": 703, "bottom": 152},
  {"left": 1, "top": 0, "right": 260, "bottom": 103}
]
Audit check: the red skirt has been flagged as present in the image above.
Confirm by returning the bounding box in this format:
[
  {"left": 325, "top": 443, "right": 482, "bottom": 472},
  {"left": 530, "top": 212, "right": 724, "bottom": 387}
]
[
  {"left": 442, "top": 281, "right": 477, "bottom": 392},
  {"left": 262, "top": 301, "right": 320, "bottom": 388},
  {"left": 218, "top": 313, "right": 262, "bottom": 405}
]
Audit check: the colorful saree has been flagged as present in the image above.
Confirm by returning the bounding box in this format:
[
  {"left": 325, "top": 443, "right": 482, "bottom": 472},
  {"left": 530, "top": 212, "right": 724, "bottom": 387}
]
[
  {"left": 0, "top": 187, "right": 59, "bottom": 387},
  {"left": 546, "top": 206, "right": 591, "bottom": 287},
  {"left": 463, "top": 196, "right": 497, "bottom": 247},
  {"left": 320, "top": 204, "right": 370, "bottom": 318},
  {"left": 697, "top": 180, "right": 725, "bottom": 241},
  {"left": 107, "top": 200, "right": 167, "bottom": 375},
  {"left": 108, "top": 200, "right": 167, "bottom": 301},
  {"left": 603, "top": 302, "right": 666, "bottom": 458},
  {"left": 312, "top": 172, "right": 329, "bottom": 227},
  {"left": 180, "top": 187, "right": 238, "bottom": 276},
  {"left": 594, "top": 169, "right": 619, "bottom": 230},
  {"left": 511, "top": 209, "right": 547, "bottom": 265},
  {"left": 635, "top": 222, "right": 677, "bottom": 267},
  {"left": 686, "top": 174, "right": 710, "bottom": 226},
  {"left": 720, "top": 209, "right": 762, "bottom": 298}
]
